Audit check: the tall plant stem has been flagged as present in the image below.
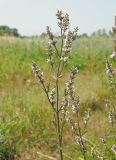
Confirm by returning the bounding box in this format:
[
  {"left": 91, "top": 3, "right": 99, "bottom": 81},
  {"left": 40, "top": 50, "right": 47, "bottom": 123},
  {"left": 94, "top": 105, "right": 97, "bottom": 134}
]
[
  {"left": 56, "top": 77, "right": 63, "bottom": 160},
  {"left": 77, "top": 120, "right": 87, "bottom": 160},
  {"left": 55, "top": 28, "right": 64, "bottom": 160}
]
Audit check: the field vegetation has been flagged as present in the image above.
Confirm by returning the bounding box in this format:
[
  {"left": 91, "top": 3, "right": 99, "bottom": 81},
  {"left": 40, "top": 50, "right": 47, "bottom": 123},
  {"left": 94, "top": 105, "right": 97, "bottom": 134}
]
[{"left": 0, "top": 22, "right": 115, "bottom": 159}]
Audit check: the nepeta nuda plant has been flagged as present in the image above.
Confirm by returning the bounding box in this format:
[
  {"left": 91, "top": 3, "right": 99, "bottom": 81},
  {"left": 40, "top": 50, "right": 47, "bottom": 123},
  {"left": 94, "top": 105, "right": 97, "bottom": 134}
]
[
  {"left": 106, "top": 16, "right": 116, "bottom": 127},
  {"left": 61, "top": 68, "right": 89, "bottom": 160},
  {"left": 32, "top": 10, "right": 78, "bottom": 160},
  {"left": 62, "top": 17, "right": 116, "bottom": 160},
  {"left": 93, "top": 16, "right": 116, "bottom": 160},
  {"left": 105, "top": 16, "right": 116, "bottom": 156}
]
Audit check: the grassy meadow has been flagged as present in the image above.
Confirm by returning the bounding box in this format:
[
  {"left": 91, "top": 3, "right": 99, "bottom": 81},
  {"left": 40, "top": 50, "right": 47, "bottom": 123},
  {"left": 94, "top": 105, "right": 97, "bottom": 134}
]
[{"left": 0, "top": 35, "right": 115, "bottom": 160}]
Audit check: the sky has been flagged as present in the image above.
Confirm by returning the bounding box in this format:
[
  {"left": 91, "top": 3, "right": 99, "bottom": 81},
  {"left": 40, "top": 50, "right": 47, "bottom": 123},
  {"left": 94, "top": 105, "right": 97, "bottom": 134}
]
[{"left": 0, "top": 0, "right": 116, "bottom": 36}]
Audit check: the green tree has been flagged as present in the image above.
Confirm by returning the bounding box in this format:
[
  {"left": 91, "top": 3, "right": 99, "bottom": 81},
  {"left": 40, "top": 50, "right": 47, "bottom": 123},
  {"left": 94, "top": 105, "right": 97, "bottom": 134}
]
[{"left": 0, "top": 25, "right": 20, "bottom": 37}]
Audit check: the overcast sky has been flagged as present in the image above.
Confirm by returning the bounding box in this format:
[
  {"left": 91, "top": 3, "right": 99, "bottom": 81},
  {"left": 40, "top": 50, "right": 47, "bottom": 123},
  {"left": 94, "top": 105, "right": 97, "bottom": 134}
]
[{"left": 0, "top": 0, "right": 116, "bottom": 35}]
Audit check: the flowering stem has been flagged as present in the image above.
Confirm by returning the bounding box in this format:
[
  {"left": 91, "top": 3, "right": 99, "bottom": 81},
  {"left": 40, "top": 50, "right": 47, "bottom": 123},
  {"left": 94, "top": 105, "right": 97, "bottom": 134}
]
[
  {"left": 42, "top": 82, "right": 55, "bottom": 112},
  {"left": 77, "top": 119, "right": 87, "bottom": 160},
  {"left": 33, "top": 10, "right": 78, "bottom": 159},
  {"left": 55, "top": 28, "right": 64, "bottom": 160},
  {"left": 56, "top": 76, "right": 63, "bottom": 160},
  {"left": 60, "top": 29, "right": 64, "bottom": 57},
  {"left": 53, "top": 44, "right": 60, "bottom": 58}
]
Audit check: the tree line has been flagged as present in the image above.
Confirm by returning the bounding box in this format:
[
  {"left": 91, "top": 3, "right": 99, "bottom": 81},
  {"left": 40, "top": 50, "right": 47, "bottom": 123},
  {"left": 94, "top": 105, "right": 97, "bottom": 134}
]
[
  {"left": 0, "top": 25, "right": 20, "bottom": 37},
  {"left": 0, "top": 25, "right": 113, "bottom": 38}
]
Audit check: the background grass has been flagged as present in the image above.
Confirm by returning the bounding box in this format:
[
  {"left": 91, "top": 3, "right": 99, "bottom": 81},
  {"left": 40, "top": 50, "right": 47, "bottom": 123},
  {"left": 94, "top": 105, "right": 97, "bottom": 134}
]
[{"left": 0, "top": 35, "right": 115, "bottom": 159}]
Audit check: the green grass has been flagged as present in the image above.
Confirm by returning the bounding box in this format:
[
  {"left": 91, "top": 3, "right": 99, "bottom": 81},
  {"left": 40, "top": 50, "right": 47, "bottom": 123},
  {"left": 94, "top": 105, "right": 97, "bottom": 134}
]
[{"left": 0, "top": 36, "right": 115, "bottom": 159}]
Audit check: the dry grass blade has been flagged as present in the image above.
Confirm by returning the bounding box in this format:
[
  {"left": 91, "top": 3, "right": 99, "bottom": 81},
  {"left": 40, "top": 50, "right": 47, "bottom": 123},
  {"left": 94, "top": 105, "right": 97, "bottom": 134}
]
[{"left": 37, "top": 151, "right": 57, "bottom": 160}]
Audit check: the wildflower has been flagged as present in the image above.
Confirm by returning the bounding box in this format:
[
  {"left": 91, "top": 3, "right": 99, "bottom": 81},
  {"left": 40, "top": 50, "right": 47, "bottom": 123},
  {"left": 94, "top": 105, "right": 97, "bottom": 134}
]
[
  {"left": 49, "top": 88, "right": 56, "bottom": 105},
  {"left": 63, "top": 31, "right": 73, "bottom": 54},
  {"left": 70, "top": 120, "right": 74, "bottom": 130},
  {"left": 63, "top": 56, "right": 69, "bottom": 63},
  {"left": 97, "top": 154, "right": 104, "bottom": 160},
  {"left": 47, "top": 58, "right": 54, "bottom": 65},
  {"left": 84, "top": 108, "right": 90, "bottom": 125},
  {"left": 62, "top": 13, "right": 69, "bottom": 32},
  {"left": 104, "top": 99, "right": 109, "bottom": 108},
  {"left": 65, "top": 111, "right": 74, "bottom": 129},
  {"left": 66, "top": 68, "right": 78, "bottom": 89},
  {"left": 100, "top": 137, "right": 106, "bottom": 146},
  {"left": 46, "top": 26, "right": 54, "bottom": 40},
  {"left": 65, "top": 111, "right": 70, "bottom": 122},
  {"left": 61, "top": 97, "right": 68, "bottom": 113},
  {"left": 32, "top": 10, "right": 79, "bottom": 160},
  {"left": 71, "top": 98, "right": 80, "bottom": 113},
  {"left": 56, "top": 10, "right": 69, "bottom": 32},
  {"left": 109, "top": 51, "right": 116, "bottom": 59},
  {"left": 65, "top": 79, "right": 74, "bottom": 99},
  {"left": 46, "top": 42, "right": 54, "bottom": 66},
  {"left": 109, "top": 110, "right": 115, "bottom": 123},
  {"left": 32, "top": 61, "right": 44, "bottom": 83},
  {"left": 71, "top": 67, "right": 78, "bottom": 77}
]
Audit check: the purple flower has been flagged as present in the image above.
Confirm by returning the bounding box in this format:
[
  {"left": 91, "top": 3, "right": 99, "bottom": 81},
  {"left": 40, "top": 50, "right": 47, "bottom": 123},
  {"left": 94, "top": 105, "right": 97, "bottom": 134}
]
[{"left": 110, "top": 51, "right": 116, "bottom": 59}]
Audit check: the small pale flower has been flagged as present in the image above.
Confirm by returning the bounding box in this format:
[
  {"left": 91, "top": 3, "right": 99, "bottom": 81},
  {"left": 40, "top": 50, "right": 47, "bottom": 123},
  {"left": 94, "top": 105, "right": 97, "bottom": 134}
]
[
  {"left": 65, "top": 111, "right": 70, "bottom": 122},
  {"left": 49, "top": 88, "right": 56, "bottom": 105},
  {"left": 32, "top": 61, "right": 44, "bottom": 83},
  {"left": 84, "top": 108, "right": 90, "bottom": 124},
  {"left": 110, "top": 51, "right": 116, "bottom": 59},
  {"left": 72, "top": 100, "right": 79, "bottom": 113},
  {"left": 46, "top": 26, "right": 54, "bottom": 40},
  {"left": 97, "top": 154, "right": 104, "bottom": 160},
  {"left": 64, "top": 56, "right": 69, "bottom": 63},
  {"left": 100, "top": 137, "right": 106, "bottom": 146}
]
